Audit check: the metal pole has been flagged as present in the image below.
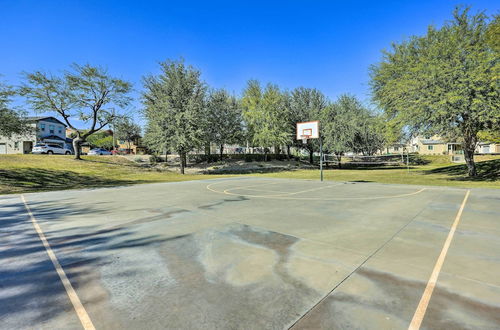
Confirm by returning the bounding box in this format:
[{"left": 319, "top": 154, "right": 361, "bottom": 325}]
[{"left": 320, "top": 137, "right": 323, "bottom": 182}]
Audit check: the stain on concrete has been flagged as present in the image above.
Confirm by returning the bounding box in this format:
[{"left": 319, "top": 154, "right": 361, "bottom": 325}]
[
  {"left": 293, "top": 266, "right": 500, "bottom": 329},
  {"left": 134, "top": 223, "right": 322, "bottom": 329},
  {"left": 117, "top": 208, "right": 190, "bottom": 227},
  {"left": 198, "top": 196, "right": 248, "bottom": 210}
]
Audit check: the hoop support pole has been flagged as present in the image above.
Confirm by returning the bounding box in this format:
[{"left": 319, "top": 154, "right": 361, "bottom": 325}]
[{"left": 320, "top": 137, "right": 323, "bottom": 182}]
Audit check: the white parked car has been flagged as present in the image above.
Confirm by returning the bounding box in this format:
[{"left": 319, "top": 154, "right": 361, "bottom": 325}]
[
  {"left": 32, "top": 143, "right": 73, "bottom": 155},
  {"left": 88, "top": 148, "right": 112, "bottom": 155}
]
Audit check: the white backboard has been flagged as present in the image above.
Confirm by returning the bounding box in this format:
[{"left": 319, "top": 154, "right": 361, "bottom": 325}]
[{"left": 296, "top": 121, "right": 319, "bottom": 139}]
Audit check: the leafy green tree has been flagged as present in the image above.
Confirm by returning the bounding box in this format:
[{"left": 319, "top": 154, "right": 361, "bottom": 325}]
[
  {"left": 142, "top": 59, "right": 206, "bottom": 174},
  {"left": 321, "top": 94, "right": 368, "bottom": 167},
  {"left": 20, "top": 64, "right": 132, "bottom": 159},
  {"left": 370, "top": 7, "right": 500, "bottom": 176},
  {"left": 240, "top": 79, "right": 262, "bottom": 147},
  {"left": 85, "top": 131, "right": 115, "bottom": 149},
  {"left": 478, "top": 130, "right": 500, "bottom": 143},
  {"left": 485, "top": 14, "right": 499, "bottom": 52},
  {"left": 0, "top": 79, "right": 30, "bottom": 138},
  {"left": 206, "top": 89, "right": 243, "bottom": 161},
  {"left": 354, "top": 114, "right": 386, "bottom": 155},
  {"left": 115, "top": 117, "right": 142, "bottom": 153},
  {"left": 241, "top": 81, "right": 289, "bottom": 160},
  {"left": 287, "top": 87, "right": 328, "bottom": 163}
]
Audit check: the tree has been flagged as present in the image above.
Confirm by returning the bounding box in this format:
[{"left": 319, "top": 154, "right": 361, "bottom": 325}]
[
  {"left": 20, "top": 64, "right": 132, "bottom": 159},
  {"left": 353, "top": 114, "right": 386, "bottom": 156},
  {"left": 115, "top": 117, "right": 142, "bottom": 154},
  {"left": 485, "top": 14, "right": 499, "bottom": 52},
  {"left": 370, "top": 7, "right": 500, "bottom": 176},
  {"left": 142, "top": 59, "right": 206, "bottom": 174},
  {"left": 240, "top": 79, "right": 262, "bottom": 149},
  {"left": 287, "top": 87, "right": 328, "bottom": 163},
  {"left": 241, "top": 81, "right": 290, "bottom": 160},
  {"left": 78, "top": 130, "right": 115, "bottom": 149},
  {"left": 206, "top": 89, "right": 243, "bottom": 161},
  {"left": 478, "top": 130, "right": 500, "bottom": 143},
  {"left": 321, "top": 94, "right": 368, "bottom": 168},
  {"left": 0, "top": 79, "right": 30, "bottom": 138}
]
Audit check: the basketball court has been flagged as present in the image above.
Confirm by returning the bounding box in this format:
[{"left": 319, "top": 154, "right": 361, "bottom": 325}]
[{"left": 1, "top": 177, "right": 499, "bottom": 329}]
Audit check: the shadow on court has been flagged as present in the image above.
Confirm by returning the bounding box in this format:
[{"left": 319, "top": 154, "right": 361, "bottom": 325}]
[
  {"left": 0, "top": 198, "right": 168, "bottom": 328},
  {"left": 1, "top": 178, "right": 499, "bottom": 329}
]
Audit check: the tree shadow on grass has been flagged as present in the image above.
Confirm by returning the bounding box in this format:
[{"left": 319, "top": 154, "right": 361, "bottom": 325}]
[
  {"left": 0, "top": 197, "right": 170, "bottom": 327},
  {"left": 0, "top": 168, "right": 145, "bottom": 194},
  {"left": 203, "top": 167, "right": 300, "bottom": 175},
  {"left": 424, "top": 159, "right": 500, "bottom": 182},
  {"left": 78, "top": 157, "right": 138, "bottom": 167}
]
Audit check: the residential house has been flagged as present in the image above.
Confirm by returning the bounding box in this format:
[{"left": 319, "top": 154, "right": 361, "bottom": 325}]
[
  {"left": 412, "top": 136, "right": 463, "bottom": 155},
  {"left": 0, "top": 116, "right": 72, "bottom": 154},
  {"left": 381, "top": 143, "right": 408, "bottom": 154},
  {"left": 477, "top": 142, "right": 500, "bottom": 154},
  {"left": 382, "top": 135, "right": 500, "bottom": 156},
  {"left": 116, "top": 137, "right": 147, "bottom": 154}
]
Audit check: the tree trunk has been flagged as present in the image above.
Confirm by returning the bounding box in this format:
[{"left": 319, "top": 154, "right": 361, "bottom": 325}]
[
  {"left": 286, "top": 145, "right": 291, "bottom": 160},
  {"left": 309, "top": 147, "right": 314, "bottom": 164},
  {"left": 336, "top": 153, "right": 342, "bottom": 169},
  {"left": 72, "top": 138, "right": 83, "bottom": 160},
  {"left": 265, "top": 150, "right": 268, "bottom": 162},
  {"left": 219, "top": 144, "right": 224, "bottom": 162},
  {"left": 463, "top": 143, "right": 477, "bottom": 177},
  {"left": 205, "top": 144, "right": 211, "bottom": 163},
  {"left": 179, "top": 151, "right": 185, "bottom": 174}
]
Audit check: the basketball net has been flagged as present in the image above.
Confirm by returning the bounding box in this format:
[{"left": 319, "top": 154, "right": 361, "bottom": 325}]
[{"left": 300, "top": 135, "right": 310, "bottom": 144}]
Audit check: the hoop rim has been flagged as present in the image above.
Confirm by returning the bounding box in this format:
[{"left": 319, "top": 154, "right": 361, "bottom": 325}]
[{"left": 300, "top": 135, "right": 310, "bottom": 144}]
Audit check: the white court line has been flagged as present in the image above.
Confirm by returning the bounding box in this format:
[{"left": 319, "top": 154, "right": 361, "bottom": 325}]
[
  {"left": 207, "top": 180, "right": 426, "bottom": 200},
  {"left": 408, "top": 190, "right": 470, "bottom": 330},
  {"left": 21, "top": 195, "right": 96, "bottom": 330}
]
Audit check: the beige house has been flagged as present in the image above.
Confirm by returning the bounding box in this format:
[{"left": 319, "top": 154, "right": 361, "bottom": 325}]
[
  {"left": 477, "top": 142, "right": 500, "bottom": 154},
  {"left": 412, "top": 136, "right": 463, "bottom": 155},
  {"left": 116, "top": 138, "right": 147, "bottom": 155},
  {"left": 0, "top": 116, "right": 72, "bottom": 154},
  {"left": 381, "top": 135, "right": 499, "bottom": 156}
]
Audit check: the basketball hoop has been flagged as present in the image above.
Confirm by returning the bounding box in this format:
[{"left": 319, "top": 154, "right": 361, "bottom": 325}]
[{"left": 296, "top": 120, "right": 323, "bottom": 181}]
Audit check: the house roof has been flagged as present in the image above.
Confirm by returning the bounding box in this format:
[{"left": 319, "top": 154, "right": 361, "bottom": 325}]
[
  {"left": 26, "top": 116, "right": 67, "bottom": 127},
  {"left": 420, "top": 139, "right": 444, "bottom": 145}
]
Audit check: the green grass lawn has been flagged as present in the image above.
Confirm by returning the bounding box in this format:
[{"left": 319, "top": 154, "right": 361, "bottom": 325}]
[
  {"left": 258, "top": 156, "right": 500, "bottom": 189},
  {"left": 0, "top": 155, "right": 225, "bottom": 194},
  {"left": 0, "top": 154, "right": 498, "bottom": 194}
]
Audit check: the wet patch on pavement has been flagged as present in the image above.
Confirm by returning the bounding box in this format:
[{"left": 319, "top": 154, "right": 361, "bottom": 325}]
[{"left": 94, "top": 223, "right": 350, "bottom": 329}]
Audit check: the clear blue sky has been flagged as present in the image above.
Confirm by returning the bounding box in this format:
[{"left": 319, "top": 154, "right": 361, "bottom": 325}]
[{"left": 1, "top": 0, "right": 498, "bottom": 126}]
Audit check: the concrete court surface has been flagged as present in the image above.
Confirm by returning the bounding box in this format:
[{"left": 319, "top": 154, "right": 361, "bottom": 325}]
[{"left": 0, "top": 177, "right": 499, "bottom": 330}]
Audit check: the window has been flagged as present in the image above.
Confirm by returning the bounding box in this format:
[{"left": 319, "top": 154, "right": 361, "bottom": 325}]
[
  {"left": 394, "top": 147, "right": 399, "bottom": 151},
  {"left": 14, "top": 142, "right": 19, "bottom": 149},
  {"left": 49, "top": 125, "right": 54, "bottom": 134},
  {"left": 40, "top": 123, "right": 45, "bottom": 131},
  {"left": 58, "top": 126, "right": 63, "bottom": 134},
  {"left": 427, "top": 145, "right": 434, "bottom": 150}
]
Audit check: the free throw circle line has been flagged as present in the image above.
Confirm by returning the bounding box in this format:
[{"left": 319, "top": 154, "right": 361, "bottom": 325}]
[
  {"left": 206, "top": 180, "right": 426, "bottom": 200},
  {"left": 223, "top": 182, "right": 344, "bottom": 197},
  {"left": 21, "top": 195, "right": 96, "bottom": 330}
]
